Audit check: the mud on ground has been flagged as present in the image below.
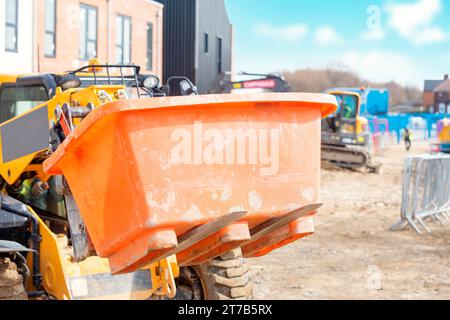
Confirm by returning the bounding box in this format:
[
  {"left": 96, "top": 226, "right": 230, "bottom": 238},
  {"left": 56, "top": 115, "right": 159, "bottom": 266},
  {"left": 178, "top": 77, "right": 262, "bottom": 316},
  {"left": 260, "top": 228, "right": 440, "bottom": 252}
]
[{"left": 248, "top": 141, "right": 450, "bottom": 300}]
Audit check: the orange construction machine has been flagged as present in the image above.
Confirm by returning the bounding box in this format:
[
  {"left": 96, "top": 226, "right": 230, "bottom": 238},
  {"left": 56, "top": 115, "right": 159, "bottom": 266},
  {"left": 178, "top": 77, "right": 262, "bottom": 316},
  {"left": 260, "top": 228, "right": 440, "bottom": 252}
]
[{"left": 0, "top": 61, "right": 336, "bottom": 300}]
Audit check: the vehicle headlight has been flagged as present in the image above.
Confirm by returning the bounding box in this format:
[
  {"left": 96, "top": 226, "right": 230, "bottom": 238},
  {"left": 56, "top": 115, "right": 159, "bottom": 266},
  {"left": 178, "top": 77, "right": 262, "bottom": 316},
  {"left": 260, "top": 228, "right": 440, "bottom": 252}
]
[
  {"left": 143, "top": 76, "right": 159, "bottom": 89},
  {"left": 59, "top": 74, "right": 81, "bottom": 90}
]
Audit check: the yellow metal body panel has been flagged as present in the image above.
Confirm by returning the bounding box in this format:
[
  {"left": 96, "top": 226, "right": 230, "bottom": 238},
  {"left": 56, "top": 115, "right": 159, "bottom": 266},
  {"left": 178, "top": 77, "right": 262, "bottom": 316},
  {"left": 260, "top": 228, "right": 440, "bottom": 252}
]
[
  {"left": 150, "top": 255, "right": 179, "bottom": 299},
  {"left": 26, "top": 210, "right": 71, "bottom": 299},
  {"left": 0, "top": 74, "right": 18, "bottom": 83},
  {"left": 25, "top": 207, "right": 178, "bottom": 300}
]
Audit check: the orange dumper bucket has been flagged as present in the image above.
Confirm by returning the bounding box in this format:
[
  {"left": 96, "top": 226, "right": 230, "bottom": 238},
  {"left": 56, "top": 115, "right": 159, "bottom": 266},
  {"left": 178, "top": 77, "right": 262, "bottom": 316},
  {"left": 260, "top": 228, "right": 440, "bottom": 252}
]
[{"left": 44, "top": 93, "right": 337, "bottom": 274}]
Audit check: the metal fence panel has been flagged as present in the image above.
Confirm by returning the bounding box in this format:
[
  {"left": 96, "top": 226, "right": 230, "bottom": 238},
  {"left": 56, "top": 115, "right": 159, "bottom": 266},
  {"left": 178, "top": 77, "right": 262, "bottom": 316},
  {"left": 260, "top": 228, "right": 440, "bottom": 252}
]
[{"left": 391, "top": 154, "right": 450, "bottom": 234}]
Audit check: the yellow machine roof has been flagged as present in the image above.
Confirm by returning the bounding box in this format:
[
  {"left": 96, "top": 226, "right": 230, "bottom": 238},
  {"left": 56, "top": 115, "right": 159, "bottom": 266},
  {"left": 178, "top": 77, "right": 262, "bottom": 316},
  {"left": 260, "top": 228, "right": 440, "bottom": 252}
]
[{"left": 0, "top": 74, "right": 19, "bottom": 83}]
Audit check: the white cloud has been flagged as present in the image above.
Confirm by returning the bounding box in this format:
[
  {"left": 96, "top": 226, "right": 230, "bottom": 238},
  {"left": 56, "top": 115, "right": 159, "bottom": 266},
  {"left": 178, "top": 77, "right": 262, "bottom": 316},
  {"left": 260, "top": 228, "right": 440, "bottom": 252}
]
[
  {"left": 340, "top": 51, "right": 420, "bottom": 86},
  {"left": 314, "top": 26, "right": 344, "bottom": 46},
  {"left": 385, "top": 0, "right": 447, "bottom": 44},
  {"left": 361, "top": 28, "right": 385, "bottom": 41},
  {"left": 386, "top": 0, "right": 440, "bottom": 37},
  {"left": 413, "top": 27, "right": 447, "bottom": 45},
  {"left": 253, "top": 22, "right": 308, "bottom": 43}
]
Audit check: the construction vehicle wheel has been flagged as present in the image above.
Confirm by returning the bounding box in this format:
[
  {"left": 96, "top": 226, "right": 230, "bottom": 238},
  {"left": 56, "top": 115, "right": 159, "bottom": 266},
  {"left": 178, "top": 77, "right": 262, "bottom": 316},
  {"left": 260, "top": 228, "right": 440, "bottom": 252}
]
[
  {"left": 0, "top": 257, "right": 27, "bottom": 300},
  {"left": 174, "top": 249, "right": 253, "bottom": 300}
]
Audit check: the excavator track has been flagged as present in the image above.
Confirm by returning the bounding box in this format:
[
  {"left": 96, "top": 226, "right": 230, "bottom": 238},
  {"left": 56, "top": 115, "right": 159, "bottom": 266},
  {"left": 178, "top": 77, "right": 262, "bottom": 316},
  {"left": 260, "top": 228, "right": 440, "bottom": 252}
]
[{"left": 321, "top": 144, "right": 381, "bottom": 174}]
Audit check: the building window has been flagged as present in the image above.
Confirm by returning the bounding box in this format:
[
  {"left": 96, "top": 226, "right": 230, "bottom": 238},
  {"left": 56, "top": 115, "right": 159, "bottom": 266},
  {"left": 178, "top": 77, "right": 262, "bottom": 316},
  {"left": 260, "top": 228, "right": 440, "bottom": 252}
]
[
  {"left": 216, "top": 37, "right": 222, "bottom": 74},
  {"left": 116, "top": 15, "right": 132, "bottom": 64},
  {"left": 5, "top": 0, "right": 18, "bottom": 52},
  {"left": 45, "top": 0, "right": 57, "bottom": 57},
  {"left": 79, "top": 4, "right": 97, "bottom": 60},
  {"left": 204, "top": 33, "right": 209, "bottom": 54},
  {"left": 146, "top": 23, "right": 153, "bottom": 70}
]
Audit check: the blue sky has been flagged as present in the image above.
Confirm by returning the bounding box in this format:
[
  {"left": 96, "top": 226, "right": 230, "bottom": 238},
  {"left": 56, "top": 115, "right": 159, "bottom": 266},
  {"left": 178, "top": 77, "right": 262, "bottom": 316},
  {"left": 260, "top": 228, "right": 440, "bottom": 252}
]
[{"left": 225, "top": 0, "right": 450, "bottom": 88}]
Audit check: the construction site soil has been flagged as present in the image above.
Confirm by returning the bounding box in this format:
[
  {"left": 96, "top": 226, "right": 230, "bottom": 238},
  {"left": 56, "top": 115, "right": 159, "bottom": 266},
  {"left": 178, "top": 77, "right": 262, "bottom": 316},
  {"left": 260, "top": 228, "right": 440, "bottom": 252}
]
[{"left": 248, "top": 141, "right": 450, "bottom": 300}]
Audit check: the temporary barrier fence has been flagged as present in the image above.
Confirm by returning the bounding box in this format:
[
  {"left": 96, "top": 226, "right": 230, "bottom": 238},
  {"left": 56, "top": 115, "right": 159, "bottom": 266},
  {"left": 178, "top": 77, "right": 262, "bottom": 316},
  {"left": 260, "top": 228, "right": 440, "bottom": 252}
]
[{"left": 390, "top": 154, "right": 450, "bottom": 234}]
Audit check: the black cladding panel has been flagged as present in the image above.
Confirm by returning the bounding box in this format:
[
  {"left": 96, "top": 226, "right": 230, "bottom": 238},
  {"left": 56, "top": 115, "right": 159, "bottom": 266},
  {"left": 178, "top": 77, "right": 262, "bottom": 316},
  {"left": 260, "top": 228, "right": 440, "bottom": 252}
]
[
  {"left": 156, "top": 0, "right": 197, "bottom": 82},
  {"left": 1, "top": 106, "right": 49, "bottom": 163},
  {"left": 156, "top": 0, "right": 233, "bottom": 94}
]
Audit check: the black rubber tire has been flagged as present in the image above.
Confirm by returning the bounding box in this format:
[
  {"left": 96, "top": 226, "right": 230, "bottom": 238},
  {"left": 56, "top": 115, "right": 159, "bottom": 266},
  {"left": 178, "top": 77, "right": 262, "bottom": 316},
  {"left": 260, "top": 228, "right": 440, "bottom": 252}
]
[
  {"left": 174, "top": 249, "right": 253, "bottom": 300},
  {"left": 0, "top": 257, "right": 27, "bottom": 300}
]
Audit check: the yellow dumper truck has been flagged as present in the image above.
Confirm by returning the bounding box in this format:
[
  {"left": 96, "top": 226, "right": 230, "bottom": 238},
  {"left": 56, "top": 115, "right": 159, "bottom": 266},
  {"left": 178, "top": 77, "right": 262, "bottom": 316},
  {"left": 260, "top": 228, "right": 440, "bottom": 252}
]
[{"left": 0, "top": 61, "right": 336, "bottom": 300}]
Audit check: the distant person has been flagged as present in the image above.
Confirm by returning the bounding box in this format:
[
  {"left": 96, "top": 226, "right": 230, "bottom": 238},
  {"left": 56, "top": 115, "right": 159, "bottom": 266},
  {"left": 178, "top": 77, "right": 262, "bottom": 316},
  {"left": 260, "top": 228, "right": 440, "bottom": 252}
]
[{"left": 403, "top": 128, "right": 412, "bottom": 151}]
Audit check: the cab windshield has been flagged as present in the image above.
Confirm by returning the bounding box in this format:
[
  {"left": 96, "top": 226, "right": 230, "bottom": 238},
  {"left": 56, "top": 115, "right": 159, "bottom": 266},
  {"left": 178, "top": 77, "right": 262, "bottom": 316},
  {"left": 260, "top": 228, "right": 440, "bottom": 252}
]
[
  {"left": 0, "top": 84, "right": 49, "bottom": 123},
  {"left": 333, "top": 94, "right": 358, "bottom": 119}
]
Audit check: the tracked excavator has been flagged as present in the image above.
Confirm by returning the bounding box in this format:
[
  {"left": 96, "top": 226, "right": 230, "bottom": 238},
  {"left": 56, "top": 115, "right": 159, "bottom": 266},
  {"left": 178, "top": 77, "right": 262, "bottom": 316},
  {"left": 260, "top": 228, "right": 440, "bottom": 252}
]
[
  {"left": 210, "top": 72, "right": 292, "bottom": 94},
  {"left": 0, "top": 61, "right": 337, "bottom": 300},
  {"left": 321, "top": 90, "right": 381, "bottom": 173},
  {"left": 214, "top": 74, "right": 380, "bottom": 173}
]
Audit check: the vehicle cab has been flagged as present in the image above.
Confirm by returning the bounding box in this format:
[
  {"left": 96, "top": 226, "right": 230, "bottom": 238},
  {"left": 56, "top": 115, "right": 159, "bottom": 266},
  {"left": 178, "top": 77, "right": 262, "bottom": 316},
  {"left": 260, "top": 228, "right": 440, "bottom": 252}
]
[{"left": 322, "top": 90, "right": 370, "bottom": 146}]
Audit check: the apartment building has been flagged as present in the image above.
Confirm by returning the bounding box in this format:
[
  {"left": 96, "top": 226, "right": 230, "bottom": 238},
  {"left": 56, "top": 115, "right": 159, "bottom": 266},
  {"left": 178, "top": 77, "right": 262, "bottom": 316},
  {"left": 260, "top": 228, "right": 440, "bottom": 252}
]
[
  {"left": 0, "top": 0, "right": 34, "bottom": 73},
  {"left": 1, "top": 0, "right": 163, "bottom": 77}
]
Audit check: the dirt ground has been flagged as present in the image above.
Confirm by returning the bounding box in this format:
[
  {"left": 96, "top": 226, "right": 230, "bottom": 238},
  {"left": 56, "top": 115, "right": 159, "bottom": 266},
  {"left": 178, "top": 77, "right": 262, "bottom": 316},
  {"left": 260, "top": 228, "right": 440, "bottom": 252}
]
[{"left": 248, "top": 141, "right": 450, "bottom": 300}]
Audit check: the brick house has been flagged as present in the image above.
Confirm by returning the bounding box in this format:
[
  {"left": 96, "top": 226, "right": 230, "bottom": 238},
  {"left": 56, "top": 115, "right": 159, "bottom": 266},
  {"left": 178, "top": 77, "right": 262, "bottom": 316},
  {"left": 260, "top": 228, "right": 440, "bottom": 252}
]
[
  {"left": 1, "top": 0, "right": 163, "bottom": 78},
  {"left": 424, "top": 74, "right": 450, "bottom": 114}
]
